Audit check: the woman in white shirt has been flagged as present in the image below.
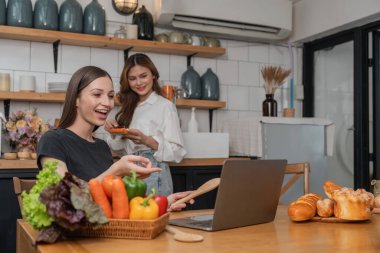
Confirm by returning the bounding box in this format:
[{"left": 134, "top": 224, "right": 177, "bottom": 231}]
[{"left": 105, "top": 53, "right": 186, "bottom": 196}]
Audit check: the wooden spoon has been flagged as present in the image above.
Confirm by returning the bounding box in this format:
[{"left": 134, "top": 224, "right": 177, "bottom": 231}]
[
  {"left": 171, "top": 178, "right": 220, "bottom": 206},
  {"left": 165, "top": 225, "right": 204, "bottom": 242}
]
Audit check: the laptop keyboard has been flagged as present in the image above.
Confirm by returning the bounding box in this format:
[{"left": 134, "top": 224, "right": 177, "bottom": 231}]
[{"left": 188, "top": 219, "right": 213, "bottom": 227}]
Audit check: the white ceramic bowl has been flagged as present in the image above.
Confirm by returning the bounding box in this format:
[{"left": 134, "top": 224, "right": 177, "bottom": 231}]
[{"left": 19, "top": 76, "right": 36, "bottom": 92}]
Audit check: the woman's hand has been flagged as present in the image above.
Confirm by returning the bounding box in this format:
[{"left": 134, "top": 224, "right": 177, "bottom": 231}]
[
  {"left": 117, "top": 155, "right": 161, "bottom": 179},
  {"left": 167, "top": 191, "right": 195, "bottom": 212},
  {"left": 104, "top": 119, "right": 118, "bottom": 132},
  {"left": 124, "top": 128, "right": 147, "bottom": 144},
  {"left": 126, "top": 129, "right": 158, "bottom": 150}
]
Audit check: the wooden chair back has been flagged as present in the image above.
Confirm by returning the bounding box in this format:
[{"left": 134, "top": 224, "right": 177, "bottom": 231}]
[
  {"left": 281, "top": 162, "right": 310, "bottom": 196},
  {"left": 13, "top": 177, "right": 36, "bottom": 216}
]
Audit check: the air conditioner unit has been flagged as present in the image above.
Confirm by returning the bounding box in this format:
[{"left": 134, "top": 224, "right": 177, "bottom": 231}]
[{"left": 153, "top": 0, "right": 292, "bottom": 42}]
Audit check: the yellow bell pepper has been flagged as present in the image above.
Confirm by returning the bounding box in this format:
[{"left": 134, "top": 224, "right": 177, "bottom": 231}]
[{"left": 129, "top": 189, "right": 159, "bottom": 220}]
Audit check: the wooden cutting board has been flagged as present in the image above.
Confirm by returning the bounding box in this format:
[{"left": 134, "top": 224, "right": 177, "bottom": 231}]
[{"left": 310, "top": 216, "right": 369, "bottom": 223}]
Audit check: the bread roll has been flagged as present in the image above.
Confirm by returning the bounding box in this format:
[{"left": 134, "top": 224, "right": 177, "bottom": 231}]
[
  {"left": 316, "top": 199, "right": 334, "bottom": 217},
  {"left": 288, "top": 193, "right": 323, "bottom": 221},
  {"left": 323, "top": 181, "right": 342, "bottom": 199},
  {"left": 374, "top": 194, "right": 380, "bottom": 208},
  {"left": 331, "top": 187, "right": 374, "bottom": 220}
]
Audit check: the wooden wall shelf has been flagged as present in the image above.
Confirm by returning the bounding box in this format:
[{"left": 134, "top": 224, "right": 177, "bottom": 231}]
[
  {"left": 0, "top": 91, "right": 65, "bottom": 103},
  {"left": 0, "top": 92, "right": 226, "bottom": 109},
  {"left": 0, "top": 25, "right": 225, "bottom": 58},
  {"left": 175, "top": 99, "right": 225, "bottom": 109}
]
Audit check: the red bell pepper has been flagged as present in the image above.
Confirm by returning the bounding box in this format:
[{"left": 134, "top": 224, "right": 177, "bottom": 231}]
[{"left": 153, "top": 195, "right": 168, "bottom": 216}]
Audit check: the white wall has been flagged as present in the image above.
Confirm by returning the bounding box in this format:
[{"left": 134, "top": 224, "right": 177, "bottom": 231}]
[
  {"left": 0, "top": 0, "right": 302, "bottom": 152},
  {"left": 291, "top": 0, "right": 380, "bottom": 43}
]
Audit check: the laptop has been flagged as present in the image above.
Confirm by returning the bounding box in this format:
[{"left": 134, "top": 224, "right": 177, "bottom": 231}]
[{"left": 169, "top": 159, "right": 287, "bottom": 231}]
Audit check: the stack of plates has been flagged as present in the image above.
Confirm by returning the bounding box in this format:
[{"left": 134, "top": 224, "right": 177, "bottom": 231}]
[{"left": 48, "top": 82, "right": 68, "bottom": 93}]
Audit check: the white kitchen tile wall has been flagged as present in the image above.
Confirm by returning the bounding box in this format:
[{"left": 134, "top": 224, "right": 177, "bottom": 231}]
[
  {"left": 91, "top": 48, "right": 119, "bottom": 77},
  {"left": 61, "top": 45, "right": 91, "bottom": 74},
  {"left": 225, "top": 40, "right": 249, "bottom": 61},
  {"left": 238, "top": 61, "right": 260, "bottom": 86},
  {"left": 216, "top": 60, "right": 239, "bottom": 86},
  {"left": 0, "top": 39, "right": 30, "bottom": 70},
  {"left": 31, "top": 42, "right": 56, "bottom": 73},
  {"left": 169, "top": 55, "right": 187, "bottom": 82},
  {"left": 249, "top": 43, "right": 269, "bottom": 63},
  {"left": 227, "top": 86, "right": 250, "bottom": 111},
  {"left": 0, "top": 31, "right": 301, "bottom": 141}
]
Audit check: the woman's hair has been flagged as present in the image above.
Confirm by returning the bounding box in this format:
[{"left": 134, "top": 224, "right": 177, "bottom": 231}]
[
  {"left": 59, "top": 66, "right": 112, "bottom": 129},
  {"left": 116, "top": 53, "right": 162, "bottom": 127}
]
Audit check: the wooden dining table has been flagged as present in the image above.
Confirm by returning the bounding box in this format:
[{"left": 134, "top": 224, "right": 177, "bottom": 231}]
[{"left": 17, "top": 206, "right": 380, "bottom": 253}]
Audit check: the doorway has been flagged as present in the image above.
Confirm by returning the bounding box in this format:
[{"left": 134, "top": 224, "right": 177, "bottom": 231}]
[{"left": 303, "top": 26, "right": 378, "bottom": 190}]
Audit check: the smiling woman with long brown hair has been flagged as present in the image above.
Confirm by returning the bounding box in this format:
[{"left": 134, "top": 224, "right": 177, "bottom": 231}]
[{"left": 104, "top": 53, "right": 186, "bottom": 197}]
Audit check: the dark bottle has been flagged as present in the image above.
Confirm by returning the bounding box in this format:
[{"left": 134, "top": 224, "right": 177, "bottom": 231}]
[
  {"left": 83, "top": 0, "right": 105, "bottom": 35},
  {"left": 132, "top": 5, "right": 154, "bottom": 40},
  {"left": 0, "top": 0, "right": 6, "bottom": 25},
  {"left": 181, "top": 66, "right": 201, "bottom": 99},
  {"left": 33, "top": 0, "right": 59, "bottom": 30},
  {"left": 201, "top": 68, "right": 219, "bottom": 100},
  {"left": 6, "top": 0, "right": 33, "bottom": 27},
  {"left": 59, "top": 0, "right": 83, "bottom": 33},
  {"left": 262, "top": 94, "right": 277, "bottom": 117}
]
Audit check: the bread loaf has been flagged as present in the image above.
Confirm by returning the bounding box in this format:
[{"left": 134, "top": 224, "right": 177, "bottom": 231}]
[
  {"left": 323, "top": 181, "right": 342, "bottom": 199},
  {"left": 331, "top": 188, "right": 374, "bottom": 220},
  {"left": 316, "top": 199, "right": 334, "bottom": 217},
  {"left": 288, "top": 193, "right": 323, "bottom": 221},
  {"left": 374, "top": 194, "right": 380, "bottom": 208}
]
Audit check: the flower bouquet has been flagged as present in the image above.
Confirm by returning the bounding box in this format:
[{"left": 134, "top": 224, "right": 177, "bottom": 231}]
[{"left": 4, "top": 108, "right": 52, "bottom": 153}]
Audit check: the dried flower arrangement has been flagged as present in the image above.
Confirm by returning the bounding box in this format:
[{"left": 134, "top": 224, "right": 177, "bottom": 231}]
[
  {"left": 261, "top": 66, "right": 291, "bottom": 95},
  {"left": 4, "top": 108, "right": 52, "bottom": 152}
]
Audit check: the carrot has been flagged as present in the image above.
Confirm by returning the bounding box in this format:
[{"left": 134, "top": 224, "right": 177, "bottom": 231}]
[
  {"left": 109, "top": 128, "right": 128, "bottom": 135},
  {"left": 112, "top": 176, "right": 130, "bottom": 219},
  {"left": 89, "top": 178, "right": 113, "bottom": 218}
]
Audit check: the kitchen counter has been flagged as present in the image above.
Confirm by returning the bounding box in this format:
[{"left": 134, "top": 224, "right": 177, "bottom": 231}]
[
  {"left": 17, "top": 206, "right": 380, "bottom": 253},
  {"left": 0, "top": 157, "right": 249, "bottom": 169}
]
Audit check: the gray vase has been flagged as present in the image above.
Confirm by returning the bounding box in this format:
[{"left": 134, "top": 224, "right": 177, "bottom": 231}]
[
  {"left": 0, "top": 0, "right": 6, "bottom": 25},
  {"left": 181, "top": 66, "right": 201, "bottom": 99},
  {"left": 59, "top": 0, "right": 83, "bottom": 33},
  {"left": 6, "top": 0, "right": 33, "bottom": 27},
  {"left": 201, "top": 68, "right": 219, "bottom": 100},
  {"left": 33, "top": 0, "right": 58, "bottom": 30},
  {"left": 83, "top": 0, "right": 105, "bottom": 35}
]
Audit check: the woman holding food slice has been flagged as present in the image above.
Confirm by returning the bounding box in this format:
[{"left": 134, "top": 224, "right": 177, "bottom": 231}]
[
  {"left": 104, "top": 53, "right": 186, "bottom": 197},
  {"left": 37, "top": 65, "right": 192, "bottom": 211}
]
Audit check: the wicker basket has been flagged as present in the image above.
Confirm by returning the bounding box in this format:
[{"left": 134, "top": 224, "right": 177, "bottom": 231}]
[{"left": 70, "top": 213, "right": 170, "bottom": 240}]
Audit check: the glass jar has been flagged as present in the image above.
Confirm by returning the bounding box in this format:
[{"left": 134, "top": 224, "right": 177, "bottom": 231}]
[
  {"left": 114, "top": 25, "right": 127, "bottom": 38},
  {"left": 262, "top": 94, "right": 277, "bottom": 117}
]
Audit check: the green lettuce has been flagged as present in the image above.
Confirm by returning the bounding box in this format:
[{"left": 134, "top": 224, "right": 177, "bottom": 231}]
[{"left": 21, "top": 161, "right": 62, "bottom": 229}]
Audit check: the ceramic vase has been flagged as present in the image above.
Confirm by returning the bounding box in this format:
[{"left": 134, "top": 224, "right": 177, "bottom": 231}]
[
  {"left": 262, "top": 94, "right": 277, "bottom": 117},
  {"left": 33, "top": 0, "right": 59, "bottom": 30},
  {"left": 6, "top": 0, "right": 33, "bottom": 28},
  {"left": 181, "top": 66, "right": 201, "bottom": 99},
  {"left": 83, "top": 0, "right": 105, "bottom": 35},
  {"left": 59, "top": 0, "right": 83, "bottom": 33},
  {"left": 132, "top": 5, "right": 154, "bottom": 40},
  {"left": 0, "top": 0, "right": 6, "bottom": 25},
  {"left": 201, "top": 68, "right": 219, "bottom": 100}
]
